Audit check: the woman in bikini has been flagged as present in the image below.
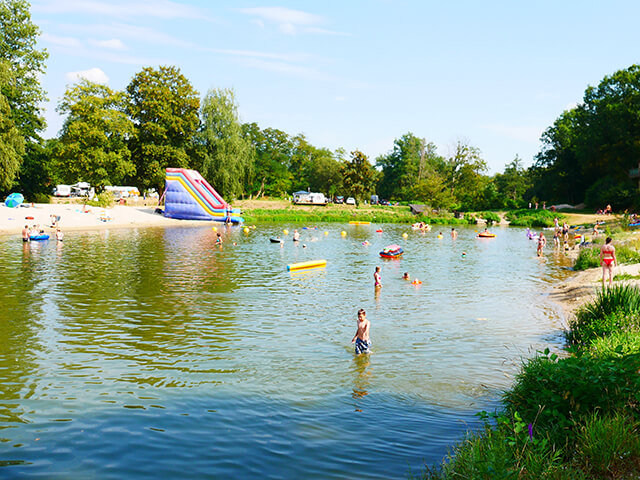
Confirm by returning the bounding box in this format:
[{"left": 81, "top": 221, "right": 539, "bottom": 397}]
[{"left": 600, "top": 237, "right": 618, "bottom": 288}]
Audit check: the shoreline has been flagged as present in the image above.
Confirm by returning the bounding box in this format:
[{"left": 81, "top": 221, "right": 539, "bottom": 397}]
[{"left": 0, "top": 203, "right": 211, "bottom": 236}]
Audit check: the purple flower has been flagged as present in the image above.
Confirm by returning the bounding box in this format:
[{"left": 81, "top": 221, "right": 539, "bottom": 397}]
[{"left": 528, "top": 423, "right": 534, "bottom": 440}]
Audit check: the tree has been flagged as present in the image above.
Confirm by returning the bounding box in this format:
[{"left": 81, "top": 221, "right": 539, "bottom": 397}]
[
  {"left": 126, "top": 66, "right": 199, "bottom": 192},
  {"left": 0, "top": 60, "right": 24, "bottom": 191},
  {"left": 341, "top": 150, "right": 377, "bottom": 202},
  {"left": 242, "top": 123, "right": 293, "bottom": 197},
  {"left": 441, "top": 140, "right": 487, "bottom": 209},
  {"left": 54, "top": 80, "right": 135, "bottom": 188},
  {"left": 199, "top": 88, "right": 254, "bottom": 199},
  {"left": 0, "top": 0, "right": 48, "bottom": 144},
  {"left": 493, "top": 155, "right": 532, "bottom": 208}
]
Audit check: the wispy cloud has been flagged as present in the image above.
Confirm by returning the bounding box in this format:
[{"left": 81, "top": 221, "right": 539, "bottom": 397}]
[
  {"left": 66, "top": 67, "right": 109, "bottom": 84},
  {"left": 89, "top": 38, "right": 127, "bottom": 50},
  {"left": 238, "top": 6, "right": 348, "bottom": 36},
  {"left": 33, "top": 0, "right": 207, "bottom": 21},
  {"left": 40, "top": 32, "right": 82, "bottom": 48}
]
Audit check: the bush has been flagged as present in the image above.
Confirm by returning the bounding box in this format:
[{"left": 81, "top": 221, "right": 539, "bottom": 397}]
[
  {"left": 33, "top": 193, "right": 50, "bottom": 204},
  {"left": 478, "top": 211, "right": 501, "bottom": 226},
  {"left": 503, "top": 350, "right": 640, "bottom": 444},
  {"left": 505, "top": 209, "right": 558, "bottom": 227},
  {"left": 87, "top": 191, "right": 115, "bottom": 208},
  {"left": 573, "top": 246, "right": 600, "bottom": 271},
  {"left": 423, "top": 412, "right": 576, "bottom": 480}
]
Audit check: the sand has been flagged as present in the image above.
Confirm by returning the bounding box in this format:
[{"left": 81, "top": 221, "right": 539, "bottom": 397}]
[{"left": 0, "top": 202, "right": 208, "bottom": 235}]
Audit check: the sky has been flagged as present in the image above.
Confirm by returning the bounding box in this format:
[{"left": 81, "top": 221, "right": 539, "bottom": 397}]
[{"left": 30, "top": 0, "right": 640, "bottom": 174}]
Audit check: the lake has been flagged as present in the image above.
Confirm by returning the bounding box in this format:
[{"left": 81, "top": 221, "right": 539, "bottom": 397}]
[{"left": 0, "top": 223, "right": 572, "bottom": 479}]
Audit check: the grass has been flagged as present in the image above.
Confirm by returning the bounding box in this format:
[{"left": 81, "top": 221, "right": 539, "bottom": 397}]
[
  {"left": 505, "top": 209, "right": 560, "bottom": 227},
  {"left": 240, "top": 206, "right": 470, "bottom": 225},
  {"left": 574, "top": 239, "right": 640, "bottom": 271}
]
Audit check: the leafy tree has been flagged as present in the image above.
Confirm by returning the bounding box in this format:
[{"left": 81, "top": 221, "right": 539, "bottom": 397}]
[
  {"left": 0, "top": 60, "right": 24, "bottom": 191},
  {"left": 199, "top": 88, "right": 254, "bottom": 199},
  {"left": 126, "top": 66, "right": 199, "bottom": 192},
  {"left": 441, "top": 140, "right": 487, "bottom": 209},
  {"left": 534, "top": 65, "right": 640, "bottom": 208},
  {"left": 242, "top": 123, "right": 293, "bottom": 197},
  {"left": 493, "top": 155, "right": 532, "bottom": 208},
  {"left": 304, "top": 147, "right": 343, "bottom": 197},
  {"left": 341, "top": 150, "right": 378, "bottom": 202},
  {"left": 376, "top": 133, "right": 443, "bottom": 200},
  {"left": 54, "top": 80, "right": 134, "bottom": 188},
  {"left": 0, "top": 0, "right": 48, "bottom": 145}
]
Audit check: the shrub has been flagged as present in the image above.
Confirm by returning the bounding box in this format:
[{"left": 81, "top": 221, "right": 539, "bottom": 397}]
[
  {"left": 87, "top": 191, "right": 115, "bottom": 208},
  {"left": 570, "top": 285, "right": 640, "bottom": 337},
  {"left": 503, "top": 350, "right": 640, "bottom": 444},
  {"left": 33, "top": 193, "right": 50, "bottom": 204},
  {"left": 588, "top": 331, "right": 640, "bottom": 358},
  {"left": 573, "top": 246, "right": 600, "bottom": 271},
  {"left": 505, "top": 209, "right": 558, "bottom": 227},
  {"left": 478, "top": 211, "right": 501, "bottom": 226},
  {"left": 422, "top": 412, "right": 576, "bottom": 480}
]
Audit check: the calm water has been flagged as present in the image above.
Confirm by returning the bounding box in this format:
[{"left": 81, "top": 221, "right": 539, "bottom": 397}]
[{"left": 0, "top": 223, "right": 573, "bottom": 478}]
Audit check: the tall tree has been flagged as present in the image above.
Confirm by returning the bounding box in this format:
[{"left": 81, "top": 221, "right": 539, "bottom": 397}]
[
  {"left": 341, "top": 150, "right": 377, "bottom": 202},
  {"left": 55, "top": 80, "right": 135, "bottom": 188},
  {"left": 126, "top": 66, "right": 199, "bottom": 192},
  {"left": 440, "top": 140, "right": 487, "bottom": 209},
  {"left": 0, "top": 0, "right": 48, "bottom": 144},
  {"left": 242, "top": 123, "right": 293, "bottom": 197},
  {"left": 199, "top": 88, "right": 254, "bottom": 199},
  {"left": 0, "top": 60, "right": 24, "bottom": 191},
  {"left": 493, "top": 155, "right": 532, "bottom": 208}
]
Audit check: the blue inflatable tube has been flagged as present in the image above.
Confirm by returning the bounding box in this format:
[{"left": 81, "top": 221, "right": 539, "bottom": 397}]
[{"left": 29, "top": 234, "right": 50, "bottom": 241}]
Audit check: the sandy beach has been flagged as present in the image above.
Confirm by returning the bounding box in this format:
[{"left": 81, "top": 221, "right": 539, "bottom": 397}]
[{"left": 0, "top": 202, "right": 209, "bottom": 235}]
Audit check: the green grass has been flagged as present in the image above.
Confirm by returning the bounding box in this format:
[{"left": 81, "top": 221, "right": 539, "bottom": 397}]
[
  {"left": 575, "top": 412, "right": 640, "bottom": 477},
  {"left": 241, "top": 207, "right": 469, "bottom": 225},
  {"left": 505, "top": 209, "right": 560, "bottom": 227},
  {"left": 574, "top": 240, "right": 640, "bottom": 271}
]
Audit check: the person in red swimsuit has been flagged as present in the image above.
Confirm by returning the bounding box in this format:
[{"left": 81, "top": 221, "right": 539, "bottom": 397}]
[{"left": 600, "top": 237, "right": 618, "bottom": 288}]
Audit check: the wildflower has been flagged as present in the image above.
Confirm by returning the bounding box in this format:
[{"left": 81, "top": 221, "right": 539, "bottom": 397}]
[{"left": 528, "top": 423, "right": 533, "bottom": 440}]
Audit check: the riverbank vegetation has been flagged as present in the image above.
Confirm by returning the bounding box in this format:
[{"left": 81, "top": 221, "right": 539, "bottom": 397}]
[{"left": 422, "top": 285, "right": 640, "bottom": 479}]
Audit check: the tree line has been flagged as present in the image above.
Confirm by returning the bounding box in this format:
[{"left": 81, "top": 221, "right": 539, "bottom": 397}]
[{"left": 2, "top": 0, "right": 639, "bottom": 211}]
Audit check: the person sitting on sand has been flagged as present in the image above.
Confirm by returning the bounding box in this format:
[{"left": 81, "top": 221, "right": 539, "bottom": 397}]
[{"left": 351, "top": 308, "right": 371, "bottom": 355}]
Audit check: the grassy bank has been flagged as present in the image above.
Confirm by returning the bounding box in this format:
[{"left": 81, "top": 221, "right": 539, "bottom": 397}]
[
  {"left": 422, "top": 284, "right": 640, "bottom": 479},
  {"left": 238, "top": 202, "right": 469, "bottom": 225}
]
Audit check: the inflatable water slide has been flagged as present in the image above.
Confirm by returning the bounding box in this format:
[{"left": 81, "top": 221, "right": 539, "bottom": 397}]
[{"left": 163, "top": 168, "right": 243, "bottom": 223}]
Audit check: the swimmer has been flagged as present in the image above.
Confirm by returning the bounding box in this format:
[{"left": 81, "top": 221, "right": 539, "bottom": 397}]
[
  {"left": 451, "top": 228, "right": 458, "bottom": 240},
  {"left": 55, "top": 228, "right": 64, "bottom": 241},
  {"left": 536, "top": 232, "right": 546, "bottom": 256},
  {"left": 22, "top": 225, "right": 29, "bottom": 242},
  {"left": 374, "top": 266, "right": 382, "bottom": 287},
  {"left": 351, "top": 308, "right": 371, "bottom": 354},
  {"left": 293, "top": 229, "right": 300, "bottom": 242},
  {"left": 403, "top": 272, "right": 410, "bottom": 280},
  {"left": 437, "top": 232, "right": 443, "bottom": 239},
  {"left": 215, "top": 233, "right": 223, "bottom": 244}
]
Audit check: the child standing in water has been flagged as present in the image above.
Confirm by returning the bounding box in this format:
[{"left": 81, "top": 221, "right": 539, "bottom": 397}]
[
  {"left": 351, "top": 308, "right": 371, "bottom": 354},
  {"left": 373, "top": 266, "right": 382, "bottom": 287}
]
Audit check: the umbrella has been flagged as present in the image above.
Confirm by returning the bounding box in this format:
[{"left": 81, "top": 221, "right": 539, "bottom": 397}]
[{"left": 4, "top": 193, "right": 24, "bottom": 208}]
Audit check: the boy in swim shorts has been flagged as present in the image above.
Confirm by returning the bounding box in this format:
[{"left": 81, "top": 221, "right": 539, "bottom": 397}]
[{"left": 352, "top": 308, "right": 371, "bottom": 354}]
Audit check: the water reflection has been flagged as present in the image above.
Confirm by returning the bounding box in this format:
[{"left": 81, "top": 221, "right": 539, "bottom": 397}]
[{"left": 351, "top": 354, "right": 371, "bottom": 406}]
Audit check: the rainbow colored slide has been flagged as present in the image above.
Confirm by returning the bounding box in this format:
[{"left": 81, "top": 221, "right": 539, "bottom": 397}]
[{"left": 163, "top": 168, "right": 243, "bottom": 223}]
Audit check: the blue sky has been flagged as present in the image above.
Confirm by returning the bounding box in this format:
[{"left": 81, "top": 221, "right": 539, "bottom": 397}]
[{"left": 31, "top": 0, "right": 640, "bottom": 174}]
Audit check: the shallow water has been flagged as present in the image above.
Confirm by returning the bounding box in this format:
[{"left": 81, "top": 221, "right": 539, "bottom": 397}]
[{"left": 0, "top": 223, "right": 573, "bottom": 478}]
